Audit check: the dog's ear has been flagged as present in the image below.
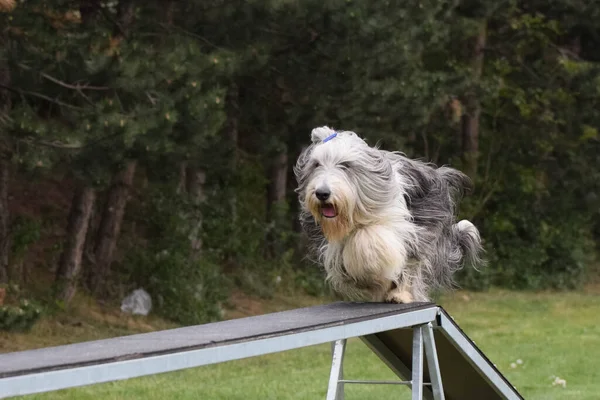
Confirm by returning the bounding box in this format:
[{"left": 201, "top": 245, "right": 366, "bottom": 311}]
[{"left": 311, "top": 126, "right": 336, "bottom": 143}]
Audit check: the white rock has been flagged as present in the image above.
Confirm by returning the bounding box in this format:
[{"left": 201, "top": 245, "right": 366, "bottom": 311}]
[{"left": 121, "top": 289, "right": 152, "bottom": 316}]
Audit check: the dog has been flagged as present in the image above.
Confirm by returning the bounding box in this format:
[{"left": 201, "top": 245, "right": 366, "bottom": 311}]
[{"left": 294, "top": 126, "right": 484, "bottom": 303}]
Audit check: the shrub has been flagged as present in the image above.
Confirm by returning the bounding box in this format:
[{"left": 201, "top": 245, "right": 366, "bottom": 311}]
[
  {"left": 121, "top": 184, "right": 230, "bottom": 325},
  {"left": 0, "top": 284, "right": 42, "bottom": 332},
  {"left": 125, "top": 249, "right": 229, "bottom": 325}
]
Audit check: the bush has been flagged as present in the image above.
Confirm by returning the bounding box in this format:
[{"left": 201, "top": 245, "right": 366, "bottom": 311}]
[
  {"left": 122, "top": 184, "right": 230, "bottom": 325},
  {"left": 0, "top": 284, "right": 42, "bottom": 332},
  {"left": 125, "top": 249, "right": 230, "bottom": 325},
  {"left": 0, "top": 300, "right": 42, "bottom": 332},
  {"left": 456, "top": 174, "right": 596, "bottom": 291},
  {"left": 292, "top": 265, "right": 331, "bottom": 297},
  {"left": 10, "top": 215, "right": 41, "bottom": 260}
]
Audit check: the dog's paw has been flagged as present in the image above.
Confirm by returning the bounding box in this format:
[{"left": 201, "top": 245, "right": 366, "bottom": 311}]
[{"left": 385, "top": 289, "right": 414, "bottom": 304}]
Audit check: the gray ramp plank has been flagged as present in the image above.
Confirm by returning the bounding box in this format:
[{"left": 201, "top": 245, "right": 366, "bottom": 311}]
[{"left": 0, "top": 301, "right": 434, "bottom": 378}]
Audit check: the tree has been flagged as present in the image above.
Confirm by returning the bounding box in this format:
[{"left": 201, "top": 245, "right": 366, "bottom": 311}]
[
  {"left": 1, "top": 0, "right": 599, "bottom": 313},
  {"left": 91, "top": 160, "right": 136, "bottom": 292},
  {"left": 88, "top": 0, "right": 138, "bottom": 294},
  {"left": 55, "top": 186, "right": 96, "bottom": 303},
  {"left": 0, "top": 16, "right": 11, "bottom": 283},
  {"left": 460, "top": 19, "right": 487, "bottom": 182}
]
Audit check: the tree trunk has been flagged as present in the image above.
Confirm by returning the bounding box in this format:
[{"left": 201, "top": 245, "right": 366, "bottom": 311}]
[
  {"left": 461, "top": 20, "right": 487, "bottom": 182},
  {"left": 114, "top": 0, "right": 135, "bottom": 37},
  {"left": 461, "top": 108, "right": 480, "bottom": 180},
  {"left": 79, "top": 0, "right": 100, "bottom": 26},
  {"left": 0, "top": 41, "right": 11, "bottom": 284},
  {"left": 268, "top": 151, "right": 288, "bottom": 209},
  {"left": 55, "top": 185, "right": 96, "bottom": 303},
  {"left": 90, "top": 160, "right": 136, "bottom": 293},
  {"left": 224, "top": 83, "right": 239, "bottom": 264},
  {"left": 186, "top": 166, "right": 206, "bottom": 258},
  {"left": 83, "top": 199, "right": 98, "bottom": 269},
  {"left": 290, "top": 145, "right": 307, "bottom": 236},
  {"left": 225, "top": 83, "right": 239, "bottom": 219},
  {"left": 176, "top": 161, "right": 187, "bottom": 195},
  {"left": 86, "top": 0, "right": 136, "bottom": 293},
  {"left": 0, "top": 159, "right": 8, "bottom": 284},
  {"left": 163, "top": 0, "right": 175, "bottom": 25},
  {"left": 265, "top": 147, "right": 289, "bottom": 258}
]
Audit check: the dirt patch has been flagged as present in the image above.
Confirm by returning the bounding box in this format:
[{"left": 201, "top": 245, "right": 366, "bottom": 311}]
[
  {"left": 10, "top": 175, "right": 73, "bottom": 220},
  {"left": 223, "top": 289, "right": 327, "bottom": 321},
  {"left": 224, "top": 290, "right": 269, "bottom": 319},
  {"left": 8, "top": 174, "right": 75, "bottom": 286}
]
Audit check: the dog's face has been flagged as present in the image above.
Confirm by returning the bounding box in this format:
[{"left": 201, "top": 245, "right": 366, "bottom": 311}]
[{"left": 295, "top": 126, "right": 397, "bottom": 242}]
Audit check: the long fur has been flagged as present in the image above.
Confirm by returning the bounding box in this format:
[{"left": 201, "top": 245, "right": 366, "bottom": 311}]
[{"left": 294, "top": 126, "right": 484, "bottom": 303}]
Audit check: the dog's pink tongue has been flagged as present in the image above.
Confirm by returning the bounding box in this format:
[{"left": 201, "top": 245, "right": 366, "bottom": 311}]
[{"left": 322, "top": 205, "right": 336, "bottom": 218}]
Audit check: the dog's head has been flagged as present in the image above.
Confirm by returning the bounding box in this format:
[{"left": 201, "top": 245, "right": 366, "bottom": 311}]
[{"left": 294, "top": 126, "right": 397, "bottom": 242}]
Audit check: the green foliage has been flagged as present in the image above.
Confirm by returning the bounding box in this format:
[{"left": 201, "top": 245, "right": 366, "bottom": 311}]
[
  {"left": 9, "top": 215, "right": 41, "bottom": 261},
  {"left": 0, "top": 299, "right": 42, "bottom": 332},
  {"left": 10, "top": 213, "right": 40, "bottom": 249},
  {"left": 0, "top": 284, "right": 42, "bottom": 332},
  {"left": 122, "top": 184, "right": 230, "bottom": 325},
  {"left": 4, "top": 0, "right": 600, "bottom": 311},
  {"left": 480, "top": 210, "right": 593, "bottom": 290},
  {"left": 292, "top": 266, "right": 331, "bottom": 297},
  {"left": 447, "top": 4, "right": 600, "bottom": 290},
  {"left": 125, "top": 249, "right": 228, "bottom": 325}
]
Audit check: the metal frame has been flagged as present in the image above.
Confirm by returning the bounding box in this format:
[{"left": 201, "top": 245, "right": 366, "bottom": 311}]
[
  {"left": 326, "top": 324, "right": 444, "bottom": 400},
  {"left": 360, "top": 311, "right": 522, "bottom": 400},
  {"left": 423, "top": 323, "right": 445, "bottom": 400},
  {"left": 411, "top": 325, "right": 425, "bottom": 399},
  {"left": 327, "top": 339, "right": 346, "bottom": 400}
]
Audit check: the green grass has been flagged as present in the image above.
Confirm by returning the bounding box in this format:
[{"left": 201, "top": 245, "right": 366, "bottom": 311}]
[{"left": 11, "top": 289, "right": 600, "bottom": 400}]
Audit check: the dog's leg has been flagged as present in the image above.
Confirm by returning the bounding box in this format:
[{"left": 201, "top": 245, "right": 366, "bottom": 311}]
[
  {"left": 384, "top": 279, "right": 414, "bottom": 304},
  {"left": 385, "top": 286, "right": 414, "bottom": 303}
]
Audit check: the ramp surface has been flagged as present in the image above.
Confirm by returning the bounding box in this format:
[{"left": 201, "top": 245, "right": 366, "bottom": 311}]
[{"left": 0, "top": 302, "right": 434, "bottom": 378}]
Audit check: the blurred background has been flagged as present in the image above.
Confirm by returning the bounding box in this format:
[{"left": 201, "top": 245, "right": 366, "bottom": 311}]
[{"left": 0, "top": 0, "right": 599, "bottom": 399}]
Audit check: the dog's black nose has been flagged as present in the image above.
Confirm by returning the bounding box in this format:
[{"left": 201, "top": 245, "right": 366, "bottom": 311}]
[{"left": 315, "top": 187, "right": 331, "bottom": 201}]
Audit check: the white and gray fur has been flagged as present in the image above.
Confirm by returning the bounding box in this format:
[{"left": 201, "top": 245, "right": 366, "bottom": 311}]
[{"left": 294, "top": 126, "right": 484, "bottom": 303}]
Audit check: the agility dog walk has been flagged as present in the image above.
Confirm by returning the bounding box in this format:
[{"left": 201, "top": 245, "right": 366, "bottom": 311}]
[
  {"left": 0, "top": 302, "right": 522, "bottom": 400},
  {"left": 295, "top": 126, "right": 484, "bottom": 303}
]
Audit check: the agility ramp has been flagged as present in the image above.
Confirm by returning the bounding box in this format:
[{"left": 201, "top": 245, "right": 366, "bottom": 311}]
[{"left": 0, "top": 302, "right": 522, "bottom": 400}]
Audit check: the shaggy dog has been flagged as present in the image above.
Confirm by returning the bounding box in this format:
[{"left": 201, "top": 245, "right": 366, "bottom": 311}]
[{"left": 294, "top": 126, "right": 483, "bottom": 303}]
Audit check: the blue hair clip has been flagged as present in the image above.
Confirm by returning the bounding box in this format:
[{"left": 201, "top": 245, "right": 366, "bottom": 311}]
[{"left": 323, "top": 132, "right": 338, "bottom": 143}]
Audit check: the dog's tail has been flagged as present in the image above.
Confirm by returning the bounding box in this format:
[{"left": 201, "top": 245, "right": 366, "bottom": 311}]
[{"left": 453, "top": 220, "right": 485, "bottom": 270}]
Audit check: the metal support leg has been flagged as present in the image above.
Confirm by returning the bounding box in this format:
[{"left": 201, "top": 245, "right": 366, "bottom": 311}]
[
  {"left": 326, "top": 339, "right": 346, "bottom": 400},
  {"left": 412, "top": 326, "right": 424, "bottom": 400},
  {"left": 423, "top": 323, "right": 445, "bottom": 400}
]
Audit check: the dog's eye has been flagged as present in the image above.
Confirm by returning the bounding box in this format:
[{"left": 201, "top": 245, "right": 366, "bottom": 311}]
[
  {"left": 339, "top": 161, "right": 351, "bottom": 169},
  {"left": 313, "top": 161, "right": 321, "bottom": 168}
]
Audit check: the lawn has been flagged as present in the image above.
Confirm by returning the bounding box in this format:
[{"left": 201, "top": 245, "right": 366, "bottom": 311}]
[{"left": 7, "top": 289, "right": 600, "bottom": 400}]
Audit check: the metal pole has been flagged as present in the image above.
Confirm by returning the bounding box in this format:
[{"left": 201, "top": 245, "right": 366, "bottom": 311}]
[
  {"left": 412, "top": 326, "right": 424, "bottom": 400},
  {"left": 423, "top": 322, "right": 445, "bottom": 400},
  {"left": 326, "top": 339, "right": 346, "bottom": 400}
]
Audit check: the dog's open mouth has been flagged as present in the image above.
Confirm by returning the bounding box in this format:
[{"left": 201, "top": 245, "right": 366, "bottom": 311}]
[{"left": 320, "top": 204, "right": 337, "bottom": 218}]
